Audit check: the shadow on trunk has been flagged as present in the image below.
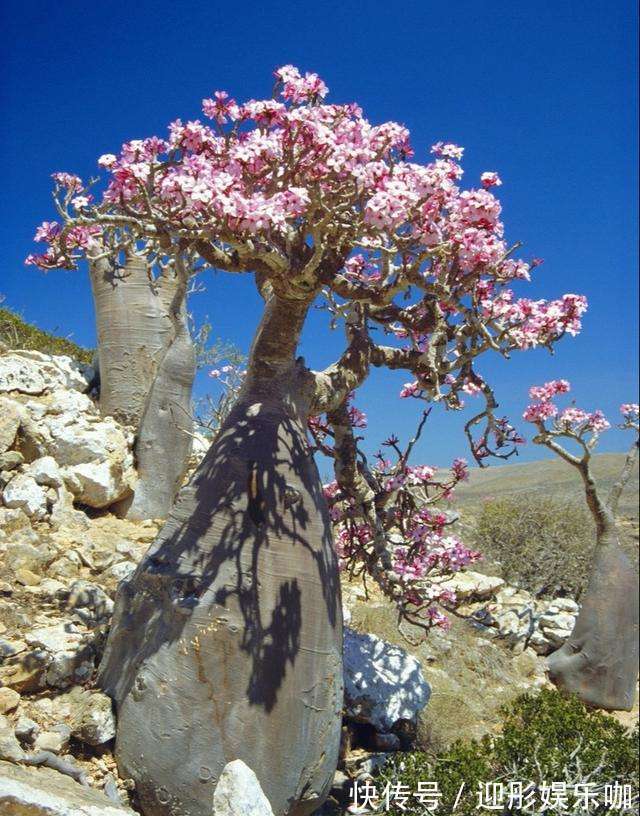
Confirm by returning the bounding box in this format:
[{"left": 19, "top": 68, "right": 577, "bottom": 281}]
[{"left": 98, "top": 392, "right": 343, "bottom": 816}]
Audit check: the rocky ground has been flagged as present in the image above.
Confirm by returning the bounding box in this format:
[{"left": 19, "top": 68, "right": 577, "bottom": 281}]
[{"left": 0, "top": 349, "right": 637, "bottom": 815}]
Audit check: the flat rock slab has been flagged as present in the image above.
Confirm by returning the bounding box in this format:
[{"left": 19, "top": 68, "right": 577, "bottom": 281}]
[{"left": 0, "top": 759, "right": 136, "bottom": 815}]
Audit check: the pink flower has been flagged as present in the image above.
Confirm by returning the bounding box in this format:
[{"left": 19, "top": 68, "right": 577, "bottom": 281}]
[
  {"left": 400, "top": 381, "right": 422, "bottom": 399},
  {"left": 348, "top": 405, "right": 368, "bottom": 429},
  {"left": 523, "top": 401, "right": 558, "bottom": 422},
  {"left": 98, "top": 154, "right": 117, "bottom": 168},
  {"left": 274, "top": 65, "right": 328, "bottom": 103},
  {"left": 33, "top": 221, "right": 61, "bottom": 243},
  {"left": 202, "top": 91, "right": 240, "bottom": 124},
  {"left": 451, "top": 458, "right": 469, "bottom": 482},
  {"left": 620, "top": 403, "right": 639, "bottom": 419},
  {"left": 71, "top": 195, "right": 92, "bottom": 210},
  {"left": 480, "top": 171, "right": 502, "bottom": 188},
  {"left": 51, "top": 172, "right": 83, "bottom": 191},
  {"left": 529, "top": 379, "right": 571, "bottom": 402},
  {"left": 585, "top": 410, "right": 610, "bottom": 434},
  {"left": 431, "top": 142, "right": 464, "bottom": 160}
]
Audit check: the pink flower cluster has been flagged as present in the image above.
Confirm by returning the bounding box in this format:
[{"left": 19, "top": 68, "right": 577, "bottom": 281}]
[
  {"left": 620, "top": 403, "right": 639, "bottom": 421},
  {"left": 317, "top": 429, "right": 477, "bottom": 630},
  {"left": 480, "top": 290, "right": 588, "bottom": 349},
  {"left": 524, "top": 379, "right": 611, "bottom": 435},
  {"left": 27, "top": 64, "right": 546, "bottom": 304}
]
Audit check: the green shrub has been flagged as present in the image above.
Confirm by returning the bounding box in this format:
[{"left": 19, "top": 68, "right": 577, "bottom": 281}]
[
  {"left": 0, "top": 306, "right": 93, "bottom": 363},
  {"left": 377, "top": 689, "right": 638, "bottom": 815},
  {"left": 474, "top": 495, "right": 594, "bottom": 598}
]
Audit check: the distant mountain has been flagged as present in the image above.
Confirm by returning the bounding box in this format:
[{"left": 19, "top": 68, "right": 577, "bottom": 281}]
[{"left": 454, "top": 452, "right": 639, "bottom": 518}]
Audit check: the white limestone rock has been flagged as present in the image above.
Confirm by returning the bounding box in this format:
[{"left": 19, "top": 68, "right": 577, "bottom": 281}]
[
  {"left": 27, "top": 455, "right": 64, "bottom": 488},
  {"left": 0, "top": 352, "right": 91, "bottom": 396},
  {"left": 343, "top": 627, "right": 430, "bottom": 732},
  {"left": 65, "top": 459, "right": 132, "bottom": 509},
  {"left": 438, "top": 570, "right": 505, "bottom": 601},
  {"left": 2, "top": 474, "right": 48, "bottom": 520},
  {"left": 213, "top": 759, "right": 275, "bottom": 816},
  {"left": 0, "top": 398, "right": 21, "bottom": 453}
]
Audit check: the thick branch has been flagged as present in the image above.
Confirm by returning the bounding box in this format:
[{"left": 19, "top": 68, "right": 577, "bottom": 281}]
[{"left": 607, "top": 437, "right": 639, "bottom": 516}]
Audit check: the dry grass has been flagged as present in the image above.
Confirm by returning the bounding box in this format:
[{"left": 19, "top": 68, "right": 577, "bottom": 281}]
[
  {"left": 347, "top": 586, "right": 547, "bottom": 753},
  {"left": 0, "top": 306, "right": 93, "bottom": 363},
  {"left": 454, "top": 453, "right": 639, "bottom": 519}
]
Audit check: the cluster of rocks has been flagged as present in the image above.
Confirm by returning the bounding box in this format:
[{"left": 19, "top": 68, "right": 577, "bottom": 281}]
[
  {"left": 435, "top": 570, "right": 579, "bottom": 655},
  {"left": 1, "top": 350, "right": 136, "bottom": 518}
]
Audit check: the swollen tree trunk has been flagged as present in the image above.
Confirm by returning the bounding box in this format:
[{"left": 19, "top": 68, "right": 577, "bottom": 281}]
[
  {"left": 89, "top": 255, "right": 196, "bottom": 520},
  {"left": 547, "top": 466, "right": 639, "bottom": 710},
  {"left": 98, "top": 293, "right": 343, "bottom": 816}
]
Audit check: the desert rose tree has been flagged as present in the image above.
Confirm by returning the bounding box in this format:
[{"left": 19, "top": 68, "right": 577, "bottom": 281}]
[
  {"left": 29, "top": 66, "right": 587, "bottom": 816},
  {"left": 524, "top": 385, "right": 639, "bottom": 710},
  {"left": 27, "top": 179, "right": 198, "bottom": 521}
]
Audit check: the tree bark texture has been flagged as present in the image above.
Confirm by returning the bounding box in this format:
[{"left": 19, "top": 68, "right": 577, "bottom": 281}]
[
  {"left": 98, "top": 294, "right": 343, "bottom": 816},
  {"left": 547, "top": 525, "right": 639, "bottom": 711},
  {"left": 89, "top": 256, "right": 196, "bottom": 520}
]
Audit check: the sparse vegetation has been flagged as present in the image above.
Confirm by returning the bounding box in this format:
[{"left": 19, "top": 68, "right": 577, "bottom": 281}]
[
  {"left": 0, "top": 305, "right": 93, "bottom": 363},
  {"left": 349, "top": 590, "right": 544, "bottom": 753},
  {"left": 474, "top": 496, "right": 595, "bottom": 598},
  {"left": 379, "top": 689, "right": 639, "bottom": 815}
]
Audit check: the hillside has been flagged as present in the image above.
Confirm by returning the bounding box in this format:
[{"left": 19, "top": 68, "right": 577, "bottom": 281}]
[
  {"left": 0, "top": 305, "right": 93, "bottom": 363},
  {"left": 455, "top": 452, "right": 639, "bottom": 519}
]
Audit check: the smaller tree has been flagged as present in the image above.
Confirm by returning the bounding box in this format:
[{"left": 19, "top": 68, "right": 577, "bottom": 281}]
[{"left": 524, "top": 383, "right": 639, "bottom": 710}]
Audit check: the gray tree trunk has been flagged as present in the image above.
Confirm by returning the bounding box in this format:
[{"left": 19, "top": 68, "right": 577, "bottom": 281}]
[
  {"left": 98, "top": 293, "right": 343, "bottom": 816},
  {"left": 89, "top": 255, "right": 196, "bottom": 520},
  {"left": 547, "top": 469, "right": 639, "bottom": 710}
]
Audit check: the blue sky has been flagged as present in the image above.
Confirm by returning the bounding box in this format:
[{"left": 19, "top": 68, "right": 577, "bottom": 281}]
[{"left": 1, "top": 0, "right": 638, "bottom": 467}]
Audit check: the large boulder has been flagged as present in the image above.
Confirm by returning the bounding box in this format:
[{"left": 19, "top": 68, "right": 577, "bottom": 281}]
[
  {"left": 0, "top": 351, "right": 135, "bottom": 512},
  {"left": 343, "top": 627, "right": 431, "bottom": 733},
  {"left": 0, "top": 351, "right": 92, "bottom": 396}
]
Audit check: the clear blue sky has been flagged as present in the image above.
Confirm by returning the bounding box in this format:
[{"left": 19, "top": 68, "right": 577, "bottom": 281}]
[{"left": 1, "top": 0, "right": 637, "bottom": 467}]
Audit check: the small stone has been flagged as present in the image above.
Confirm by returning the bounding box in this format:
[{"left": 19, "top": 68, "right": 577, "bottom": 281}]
[
  {"left": 0, "top": 756, "right": 138, "bottom": 813},
  {"left": 0, "top": 451, "right": 23, "bottom": 471},
  {"left": 34, "top": 725, "right": 70, "bottom": 755},
  {"left": 68, "top": 580, "right": 114, "bottom": 624},
  {"left": 213, "top": 759, "right": 275, "bottom": 816},
  {"left": 26, "top": 623, "right": 84, "bottom": 653},
  {"left": 0, "top": 688, "right": 20, "bottom": 714},
  {"left": 47, "top": 557, "right": 80, "bottom": 580},
  {"left": 14, "top": 567, "right": 41, "bottom": 587},
  {"left": 0, "top": 398, "right": 21, "bottom": 454},
  {"left": 105, "top": 561, "right": 136, "bottom": 582},
  {"left": 71, "top": 690, "right": 116, "bottom": 746},
  {"left": 2, "top": 474, "right": 48, "bottom": 520},
  {"left": 14, "top": 715, "right": 39, "bottom": 743},
  {"left": 439, "top": 570, "right": 505, "bottom": 600},
  {"left": 28, "top": 455, "right": 63, "bottom": 488},
  {"left": 0, "top": 639, "right": 26, "bottom": 658},
  {"left": 0, "top": 714, "right": 25, "bottom": 762},
  {"left": 0, "top": 650, "right": 48, "bottom": 693},
  {"left": 546, "top": 597, "right": 580, "bottom": 614}
]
